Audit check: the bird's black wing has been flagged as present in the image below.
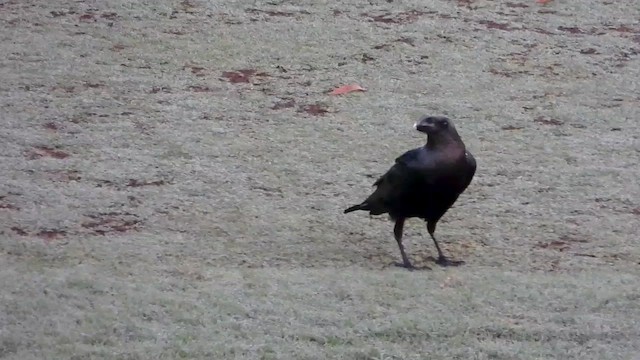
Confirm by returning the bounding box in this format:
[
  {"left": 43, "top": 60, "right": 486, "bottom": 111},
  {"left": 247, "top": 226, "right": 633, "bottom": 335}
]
[
  {"left": 364, "top": 148, "right": 436, "bottom": 215},
  {"left": 373, "top": 147, "right": 434, "bottom": 185},
  {"left": 461, "top": 151, "right": 477, "bottom": 190}
]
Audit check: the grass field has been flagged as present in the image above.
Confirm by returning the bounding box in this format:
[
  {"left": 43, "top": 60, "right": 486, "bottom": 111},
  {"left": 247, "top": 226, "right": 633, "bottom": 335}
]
[{"left": 1, "top": 0, "right": 639, "bottom": 359}]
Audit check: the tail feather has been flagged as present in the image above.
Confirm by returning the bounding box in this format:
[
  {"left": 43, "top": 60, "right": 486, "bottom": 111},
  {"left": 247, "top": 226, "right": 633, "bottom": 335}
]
[{"left": 343, "top": 202, "right": 368, "bottom": 214}]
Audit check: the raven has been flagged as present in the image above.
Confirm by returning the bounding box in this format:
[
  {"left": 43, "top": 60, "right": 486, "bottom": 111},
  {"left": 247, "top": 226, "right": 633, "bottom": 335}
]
[{"left": 344, "top": 115, "right": 476, "bottom": 269}]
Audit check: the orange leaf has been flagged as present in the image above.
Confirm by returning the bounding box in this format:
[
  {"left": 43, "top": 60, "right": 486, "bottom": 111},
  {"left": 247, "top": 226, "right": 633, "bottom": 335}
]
[
  {"left": 536, "top": 0, "right": 552, "bottom": 3},
  {"left": 330, "top": 84, "right": 366, "bottom": 95}
]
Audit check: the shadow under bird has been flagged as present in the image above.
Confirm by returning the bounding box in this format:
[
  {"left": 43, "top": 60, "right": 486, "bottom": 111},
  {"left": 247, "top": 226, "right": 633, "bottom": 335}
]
[{"left": 343, "top": 115, "right": 477, "bottom": 270}]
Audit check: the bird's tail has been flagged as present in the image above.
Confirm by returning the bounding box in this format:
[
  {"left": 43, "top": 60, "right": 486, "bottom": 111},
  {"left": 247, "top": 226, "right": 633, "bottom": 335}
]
[{"left": 343, "top": 202, "right": 369, "bottom": 214}]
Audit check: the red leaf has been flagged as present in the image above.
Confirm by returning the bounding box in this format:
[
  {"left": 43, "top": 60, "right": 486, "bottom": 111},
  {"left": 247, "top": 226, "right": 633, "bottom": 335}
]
[
  {"left": 536, "top": 0, "right": 553, "bottom": 4},
  {"left": 330, "top": 84, "right": 366, "bottom": 95},
  {"left": 37, "top": 229, "right": 66, "bottom": 242}
]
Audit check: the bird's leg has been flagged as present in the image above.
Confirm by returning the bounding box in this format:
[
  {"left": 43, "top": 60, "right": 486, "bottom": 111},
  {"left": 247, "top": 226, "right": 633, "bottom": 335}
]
[
  {"left": 426, "top": 222, "right": 464, "bottom": 267},
  {"left": 393, "top": 218, "right": 414, "bottom": 270}
]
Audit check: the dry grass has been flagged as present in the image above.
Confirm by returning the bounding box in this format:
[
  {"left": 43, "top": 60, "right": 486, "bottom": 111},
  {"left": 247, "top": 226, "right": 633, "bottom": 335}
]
[
  {"left": 2, "top": 264, "right": 639, "bottom": 359},
  {"left": 1, "top": 0, "right": 639, "bottom": 359}
]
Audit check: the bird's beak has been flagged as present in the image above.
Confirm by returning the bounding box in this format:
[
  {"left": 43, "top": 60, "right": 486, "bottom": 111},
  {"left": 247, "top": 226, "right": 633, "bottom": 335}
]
[{"left": 415, "top": 121, "right": 435, "bottom": 133}]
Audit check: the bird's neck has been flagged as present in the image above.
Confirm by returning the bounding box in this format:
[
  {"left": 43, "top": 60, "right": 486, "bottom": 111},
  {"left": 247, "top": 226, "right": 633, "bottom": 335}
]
[{"left": 426, "top": 133, "right": 464, "bottom": 151}]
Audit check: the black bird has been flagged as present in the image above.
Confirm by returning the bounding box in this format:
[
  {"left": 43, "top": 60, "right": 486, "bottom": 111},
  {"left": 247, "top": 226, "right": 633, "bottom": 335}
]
[{"left": 344, "top": 115, "right": 476, "bottom": 269}]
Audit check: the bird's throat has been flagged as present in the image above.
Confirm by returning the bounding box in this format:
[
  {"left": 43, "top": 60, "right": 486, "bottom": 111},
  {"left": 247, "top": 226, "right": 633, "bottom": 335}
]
[{"left": 426, "top": 133, "right": 463, "bottom": 150}]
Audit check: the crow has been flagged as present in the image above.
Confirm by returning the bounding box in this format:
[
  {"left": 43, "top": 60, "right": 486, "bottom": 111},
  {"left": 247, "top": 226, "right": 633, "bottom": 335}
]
[{"left": 344, "top": 115, "right": 476, "bottom": 269}]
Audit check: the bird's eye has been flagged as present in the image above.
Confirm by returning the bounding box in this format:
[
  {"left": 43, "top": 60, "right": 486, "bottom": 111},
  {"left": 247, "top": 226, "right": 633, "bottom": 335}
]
[{"left": 438, "top": 119, "right": 448, "bottom": 127}]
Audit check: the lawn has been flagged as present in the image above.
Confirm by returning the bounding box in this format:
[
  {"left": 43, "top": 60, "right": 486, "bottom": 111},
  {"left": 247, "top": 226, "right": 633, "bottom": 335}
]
[{"left": 1, "top": 0, "right": 639, "bottom": 359}]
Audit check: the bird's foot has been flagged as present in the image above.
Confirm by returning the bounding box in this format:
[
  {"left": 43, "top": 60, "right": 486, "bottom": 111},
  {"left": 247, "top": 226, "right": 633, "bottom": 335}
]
[
  {"left": 393, "top": 261, "right": 432, "bottom": 271},
  {"left": 435, "top": 256, "right": 465, "bottom": 267},
  {"left": 393, "top": 261, "right": 416, "bottom": 271}
]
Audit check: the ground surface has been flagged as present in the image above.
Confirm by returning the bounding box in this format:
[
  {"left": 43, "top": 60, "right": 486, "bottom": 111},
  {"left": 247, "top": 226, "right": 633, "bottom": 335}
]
[{"left": 1, "top": 0, "right": 639, "bottom": 359}]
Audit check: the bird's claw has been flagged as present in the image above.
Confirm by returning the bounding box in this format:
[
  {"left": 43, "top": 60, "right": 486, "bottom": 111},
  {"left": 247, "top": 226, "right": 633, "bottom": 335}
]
[
  {"left": 394, "top": 261, "right": 416, "bottom": 271},
  {"left": 393, "top": 262, "right": 433, "bottom": 271},
  {"left": 435, "top": 256, "right": 465, "bottom": 267}
]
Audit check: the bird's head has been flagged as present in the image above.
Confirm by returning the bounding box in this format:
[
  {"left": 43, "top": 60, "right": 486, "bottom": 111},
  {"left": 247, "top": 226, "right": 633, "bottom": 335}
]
[{"left": 413, "top": 115, "right": 453, "bottom": 135}]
